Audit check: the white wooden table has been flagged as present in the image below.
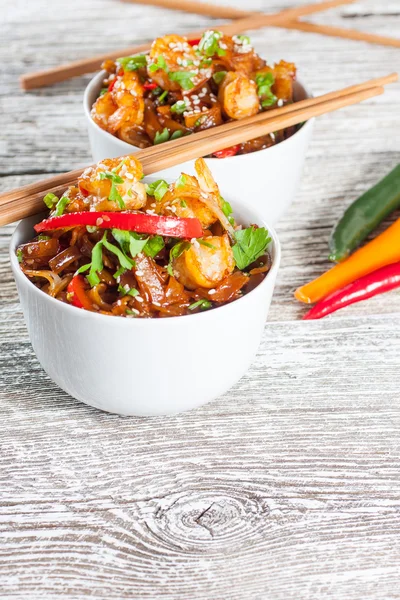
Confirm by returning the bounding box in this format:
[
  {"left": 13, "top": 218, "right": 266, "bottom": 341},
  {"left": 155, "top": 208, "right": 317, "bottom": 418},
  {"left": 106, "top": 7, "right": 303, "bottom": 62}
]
[{"left": 1, "top": 1, "right": 400, "bottom": 598}]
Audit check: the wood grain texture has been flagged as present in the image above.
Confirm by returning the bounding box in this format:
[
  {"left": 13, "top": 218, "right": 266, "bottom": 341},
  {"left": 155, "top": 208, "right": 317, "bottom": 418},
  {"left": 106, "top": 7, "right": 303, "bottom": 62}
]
[{"left": 1, "top": 0, "right": 400, "bottom": 598}]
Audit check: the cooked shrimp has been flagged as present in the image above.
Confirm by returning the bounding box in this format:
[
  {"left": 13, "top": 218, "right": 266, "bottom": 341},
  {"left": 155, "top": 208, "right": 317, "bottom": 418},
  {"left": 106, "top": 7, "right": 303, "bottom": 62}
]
[
  {"left": 172, "top": 234, "right": 235, "bottom": 290},
  {"left": 218, "top": 72, "right": 259, "bottom": 120},
  {"left": 214, "top": 34, "right": 266, "bottom": 75},
  {"left": 148, "top": 35, "right": 198, "bottom": 92},
  {"left": 78, "top": 157, "right": 146, "bottom": 211},
  {"left": 154, "top": 173, "right": 217, "bottom": 229},
  {"left": 154, "top": 159, "right": 235, "bottom": 234},
  {"left": 111, "top": 71, "right": 144, "bottom": 109},
  {"left": 91, "top": 92, "right": 117, "bottom": 131}
]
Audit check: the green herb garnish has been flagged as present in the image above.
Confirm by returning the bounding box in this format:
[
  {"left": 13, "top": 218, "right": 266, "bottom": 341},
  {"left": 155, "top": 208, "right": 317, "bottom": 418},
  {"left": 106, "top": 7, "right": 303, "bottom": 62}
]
[
  {"left": 149, "top": 55, "right": 168, "bottom": 73},
  {"left": 16, "top": 249, "right": 23, "bottom": 263},
  {"left": 171, "top": 130, "right": 184, "bottom": 140},
  {"left": 87, "top": 239, "right": 104, "bottom": 287},
  {"left": 213, "top": 71, "right": 227, "bottom": 85},
  {"left": 168, "top": 70, "right": 196, "bottom": 90},
  {"left": 175, "top": 174, "right": 186, "bottom": 189},
  {"left": 189, "top": 299, "right": 212, "bottom": 311},
  {"left": 99, "top": 88, "right": 108, "bottom": 96},
  {"left": 255, "top": 72, "right": 277, "bottom": 108},
  {"left": 232, "top": 226, "right": 271, "bottom": 270},
  {"left": 119, "top": 285, "right": 139, "bottom": 297},
  {"left": 117, "top": 54, "right": 147, "bottom": 72},
  {"left": 167, "top": 240, "right": 191, "bottom": 275},
  {"left": 54, "top": 196, "right": 70, "bottom": 216},
  {"left": 171, "top": 100, "right": 187, "bottom": 114},
  {"left": 144, "top": 235, "right": 165, "bottom": 258},
  {"left": 180, "top": 199, "right": 187, "bottom": 208},
  {"left": 221, "top": 197, "right": 235, "bottom": 226},
  {"left": 158, "top": 90, "right": 168, "bottom": 103},
  {"left": 154, "top": 128, "right": 170, "bottom": 145},
  {"left": 236, "top": 34, "right": 251, "bottom": 45},
  {"left": 198, "top": 239, "right": 216, "bottom": 249},
  {"left": 99, "top": 170, "right": 125, "bottom": 208},
  {"left": 145, "top": 179, "right": 169, "bottom": 201},
  {"left": 198, "top": 30, "right": 226, "bottom": 57},
  {"left": 103, "top": 236, "right": 135, "bottom": 270},
  {"left": 43, "top": 193, "right": 59, "bottom": 209}
]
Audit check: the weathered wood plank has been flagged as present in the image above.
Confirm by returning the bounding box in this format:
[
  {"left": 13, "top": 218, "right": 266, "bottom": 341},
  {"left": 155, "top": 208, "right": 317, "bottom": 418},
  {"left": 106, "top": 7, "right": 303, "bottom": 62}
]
[{"left": 1, "top": 0, "right": 400, "bottom": 597}]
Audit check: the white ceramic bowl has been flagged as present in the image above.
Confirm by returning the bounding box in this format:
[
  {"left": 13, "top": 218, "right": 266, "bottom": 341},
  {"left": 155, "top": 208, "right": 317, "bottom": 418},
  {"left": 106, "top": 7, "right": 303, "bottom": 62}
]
[
  {"left": 10, "top": 202, "right": 281, "bottom": 417},
  {"left": 84, "top": 71, "right": 314, "bottom": 225}
]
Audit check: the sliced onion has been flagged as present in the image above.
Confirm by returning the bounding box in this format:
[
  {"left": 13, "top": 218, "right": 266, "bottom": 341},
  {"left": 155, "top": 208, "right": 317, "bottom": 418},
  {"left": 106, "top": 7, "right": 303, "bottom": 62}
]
[{"left": 23, "top": 269, "right": 62, "bottom": 297}]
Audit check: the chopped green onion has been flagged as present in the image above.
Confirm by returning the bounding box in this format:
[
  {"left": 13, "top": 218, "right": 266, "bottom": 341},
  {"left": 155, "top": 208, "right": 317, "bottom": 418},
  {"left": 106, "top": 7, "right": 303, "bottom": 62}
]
[
  {"left": 117, "top": 54, "right": 147, "bottom": 71},
  {"left": 213, "top": 71, "right": 227, "bottom": 85},
  {"left": 149, "top": 55, "right": 168, "bottom": 73},
  {"left": 43, "top": 193, "right": 59, "bottom": 209},
  {"left": 158, "top": 90, "right": 168, "bottom": 103},
  {"left": 54, "top": 196, "right": 70, "bottom": 217},
  {"left": 171, "top": 100, "right": 187, "bottom": 114},
  {"left": 154, "top": 128, "right": 170, "bottom": 145},
  {"left": 198, "top": 30, "right": 226, "bottom": 57},
  {"left": 175, "top": 174, "right": 186, "bottom": 189},
  {"left": 16, "top": 249, "right": 23, "bottom": 263},
  {"left": 198, "top": 239, "right": 216, "bottom": 249},
  {"left": 171, "top": 130, "right": 184, "bottom": 140},
  {"left": 189, "top": 299, "right": 212, "bottom": 311},
  {"left": 145, "top": 179, "right": 169, "bottom": 201},
  {"left": 168, "top": 70, "right": 196, "bottom": 90}
]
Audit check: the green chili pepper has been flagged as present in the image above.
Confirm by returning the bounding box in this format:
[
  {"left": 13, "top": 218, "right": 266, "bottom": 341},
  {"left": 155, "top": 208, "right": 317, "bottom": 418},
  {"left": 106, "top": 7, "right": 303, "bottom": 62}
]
[{"left": 329, "top": 164, "right": 400, "bottom": 263}]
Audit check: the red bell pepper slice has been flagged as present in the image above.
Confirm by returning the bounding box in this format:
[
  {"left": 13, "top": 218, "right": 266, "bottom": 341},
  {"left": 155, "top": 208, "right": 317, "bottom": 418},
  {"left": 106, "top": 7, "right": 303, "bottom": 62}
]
[
  {"left": 303, "top": 262, "right": 400, "bottom": 320},
  {"left": 34, "top": 211, "right": 203, "bottom": 239},
  {"left": 212, "top": 145, "right": 240, "bottom": 159},
  {"left": 143, "top": 82, "right": 158, "bottom": 90},
  {"left": 108, "top": 78, "right": 117, "bottom": 92},
  {"left": 67, "top": 275, "right": 94, "bottom": 310},
  {"left": 188, "top": 38, "right": 201, "bottom": 46}
]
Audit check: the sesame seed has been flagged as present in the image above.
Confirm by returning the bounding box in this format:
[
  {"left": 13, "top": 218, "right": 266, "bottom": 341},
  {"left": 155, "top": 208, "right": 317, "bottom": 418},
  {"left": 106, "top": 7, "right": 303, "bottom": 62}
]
[
  {"left": 202, "top": 106, "right": 207, "bottom": 112},
  {"left": 126, "top": 173, "right": 134, "bottom": 179},
  {"left": 96, "top": 218, "right": 104, "bottom": 226},
  {"left": 153, "top": 301, "right": 161, "bottom": 307},
  {"left": 136, "top": 296, "right": 144, "bottom": 303},
  {"left": 135, "top": 270, "right": 144, "bottom": 277},
  {"left": 103, "top": 215, "right": 111, "bottom": 221},
  {"left": 277, "top": 99, "right": 284, "bottom": 107},
  {"left": 209, "top": 289, "right": 216, "bottom": 295}
]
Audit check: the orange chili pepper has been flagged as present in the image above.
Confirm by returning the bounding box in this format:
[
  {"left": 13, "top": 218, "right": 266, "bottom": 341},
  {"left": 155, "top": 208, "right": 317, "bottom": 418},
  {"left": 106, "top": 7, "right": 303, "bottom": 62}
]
[{"left": 295, "top": 219, "right": 400, "bottom": 304}]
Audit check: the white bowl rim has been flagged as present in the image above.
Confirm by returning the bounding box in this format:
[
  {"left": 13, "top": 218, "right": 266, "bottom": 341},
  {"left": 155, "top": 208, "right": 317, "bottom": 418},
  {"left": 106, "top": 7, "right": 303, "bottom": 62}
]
[
  {"left": 83, "top": 69, "right": 314, "bottom": 163},
  {"left": 10, "top": 207, "right": 281, "bottom": 327}
]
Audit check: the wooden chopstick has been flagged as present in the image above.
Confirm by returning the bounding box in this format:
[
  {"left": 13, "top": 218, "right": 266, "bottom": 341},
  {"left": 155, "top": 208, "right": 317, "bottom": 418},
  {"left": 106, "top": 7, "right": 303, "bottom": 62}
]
[
  {"left": 118, "top": 0, "right": 356, "bottom": 20},
  {"left": 282, "top": 20, "right": 400, "bottom": 49},
  {"left": 2, "top": 73, "right": 396, "bottom": 226},
  {"left": 20, "top": 0, "right": 357, "bottom": 90},
  {"left": 122, "top": 0, "right": 400, "bottom": 52},
  {"left": 119, "top": 0, "right": 250, "bottom": 18}
]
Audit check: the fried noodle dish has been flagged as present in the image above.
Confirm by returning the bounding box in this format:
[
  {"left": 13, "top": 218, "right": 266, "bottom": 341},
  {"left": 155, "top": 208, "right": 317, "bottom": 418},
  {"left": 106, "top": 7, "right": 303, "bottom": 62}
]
[
  {"left": 91, "top": 30, "right": 298, "bottom": 157},
  {"left": 17, "top": 158, "right": 272, "bottom": 318}
]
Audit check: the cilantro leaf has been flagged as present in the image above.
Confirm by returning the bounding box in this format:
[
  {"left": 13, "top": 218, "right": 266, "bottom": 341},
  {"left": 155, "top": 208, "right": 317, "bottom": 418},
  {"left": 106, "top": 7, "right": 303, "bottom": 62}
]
[
  {"left": 232, "top": 226, "right": 271, "bottom": 270},
  {"left": 111, "top": 229, "right": 147, "bottom": 259},
  {"left": 220, "top": 197, "right": 235, "bottom": 226},
  {"left": 189, "top": 299, "right": 212, "bottom": 311},
  {"left": 167, "top": 240, "right": 191, "bottom": 275},
  {"left": 87, "top": 239, "right": 104, "bottom": 287},
  {"left": 129, "top": 233, "right": 149, "bottom": 258},
  {"left": 145, "top": 179, "right": 169, "bottom": 201},
  {"left": 99, "top": 171, "right": 125, "bottom": 208},
  {"left": 154, "top": 128, "right": 170, "bottom": 145},
  {"left": 103, "top": 236, "right": 135, "bottom": 270},
  {"left": 144, "top": 235, "right": 165, "bottom": 258},
  {"left": 117, "top": 54, "right": 147, "bottom": 71},
  {"left": 168, "top": 70, "right": 196, "bottom": 90}
]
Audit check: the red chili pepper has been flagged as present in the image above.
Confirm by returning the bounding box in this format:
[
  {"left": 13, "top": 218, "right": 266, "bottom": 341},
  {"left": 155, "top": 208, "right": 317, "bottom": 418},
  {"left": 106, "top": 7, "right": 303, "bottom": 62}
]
[
  {"left": 303, "top": 262, "right": 400, "bottom": 320},
  {"left": 108, "top": 78, "right": 117, "bottom": 92},
  {"left": 67, "top": 275, "right": 93, "bottom": 310},
  {"left": 34, "top": 211, "right": 203, "bottom": 239},
  {"left": 188, "top": 38, "right": 200, "bottom": 46},
  {"left": 143, "top": 82, "right": 158, "bottom": 90},
  {"left": 212, "top": 145, "right": 240, "bottom": 159}
]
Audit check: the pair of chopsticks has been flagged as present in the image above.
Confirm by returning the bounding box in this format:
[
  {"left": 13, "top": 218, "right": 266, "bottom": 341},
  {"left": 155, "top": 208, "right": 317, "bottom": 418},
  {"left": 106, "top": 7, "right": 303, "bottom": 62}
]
[
  {"left": 21, "top": 0, "right": 389, "bottom": 91},
  {"left": 123, "top": 0, "right": 400, "bottom": 49},
  {"left": 2, "top": 73, "right": 397, "bottom": 227}
]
